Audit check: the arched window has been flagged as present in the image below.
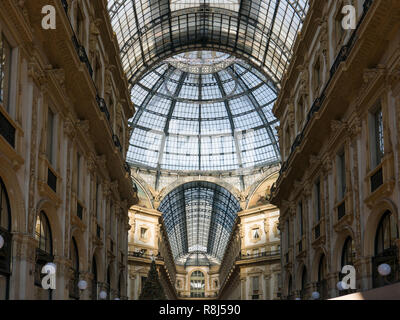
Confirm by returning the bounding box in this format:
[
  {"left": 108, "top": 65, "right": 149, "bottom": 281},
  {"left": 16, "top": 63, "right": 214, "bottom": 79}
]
[
  {"left": 0, "top": 178, "right": 11, "bottom": 300},
  {"left": 92, "top": 257, "right": 98, "bottom": 300},
  {"left": 34, "top": 211, "right": 53, "bottom": 299},
  {"left": 341, "top": 237, "right": 355, "bottom": 268},
  {"left": 375, "top": 211, "right": 398, "bottom": 255},
  {"left": 339, "top": 237, "right": 356, "bottom": 295},
  {"left": 35, "top": 211, "right": 52, "bottom": 254},
  {"left": 300, "top": 267, "right": 307, "bottom": 300},
  {"left": 107, "top": 265, "right": 111, "bottom": 300},
  {"left": 0, "top": 178, "right": 11, "bottom": 231},
  {"left": 118, "top": 273, "right": 123, "bottom": 299},
  {"left": 69, "top": 237, "right": 79, "bottom": 299},
  {"left": 287, "top": 275, "right": 293, "bottom": 300},
  {"left": 373, "top": 211, "right": 399, "bottom": 288},
  {"left": 317, "top": 255, "right": 328, "bottom": 299},
  {"left": 190, "top": 270, "right": 205, "bottom": 298}
]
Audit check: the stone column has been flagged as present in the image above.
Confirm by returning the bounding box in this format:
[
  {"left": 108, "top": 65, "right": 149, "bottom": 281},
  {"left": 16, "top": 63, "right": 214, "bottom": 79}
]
[
  {"left": 53, "top": 255, "right": 70, "bottom": 299},
  {"left": 79, "top": 271, "right": 93, "bottom": 300},
  {"left": 240, "top": 275, "right": 246, "bottom": 300},
  {"left": 10, "top": 233, "right": 37, "bottom": 300}
]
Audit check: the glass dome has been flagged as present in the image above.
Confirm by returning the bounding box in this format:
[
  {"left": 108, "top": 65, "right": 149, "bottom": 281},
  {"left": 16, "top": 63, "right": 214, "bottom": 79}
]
[{"left": 128, "top": 51, "right": 281, "bottom": 172}]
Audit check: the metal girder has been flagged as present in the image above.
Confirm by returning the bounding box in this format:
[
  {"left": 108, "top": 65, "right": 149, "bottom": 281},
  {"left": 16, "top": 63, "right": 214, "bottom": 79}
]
[
  {"left": 155, "top": 70, "right": 188, "bottom": 190},
  {"left": 109, "top": 0, "right": 309, "bottom": 87},
  {"left": 159, "top": 181, "right": 240, "bottom": 263},
  {"left": 229, "top": 65, "right": 281, "bottom": 159},
  {"left": 214, "top": 72, "right": 246, "bottom": 191}
]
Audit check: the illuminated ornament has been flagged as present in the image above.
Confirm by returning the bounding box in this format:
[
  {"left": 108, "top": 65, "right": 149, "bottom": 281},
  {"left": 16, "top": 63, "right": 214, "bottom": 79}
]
[
  {"left": 337, "top": 281, "right": 345, "bottom": 291},
  {"left": 44, "top": 262, "right": 56, "bottom": 270},
  {"left": 99, "top": 291, "right": 107, "bottom": 300},
  {"left": 311, "top": 291, "right": 320, "bottom": 300},
  {"left": 0, "top": 235, "right": 4, "bottom": 249},
  {"left": 78, "top": 280, "right": 88, "bottom": 291},
  {"left": 378, "top": 263, "right": 391, "bottom": 277}
]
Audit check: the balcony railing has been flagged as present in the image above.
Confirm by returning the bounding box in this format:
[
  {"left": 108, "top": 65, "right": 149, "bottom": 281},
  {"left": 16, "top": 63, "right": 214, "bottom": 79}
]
[
  {"left": 273, "top": 0, "right": 374, "bottom": 189},
  {"left": 96, "top": 225, "right": 101, "bottom": 239},
  {"left": 314, "top": 224, "right": 321, "bottom": 240},
  {"left": 128, "top": 251, "right": 164, "bottom": 261},
  {"left": 337, "top": 201, "right": 346, "bottom": 221},
  {"left": 316, "top": 279, "right": 328, "bottom": 300},
  {"left": 47, "top": 168, "right": 57, "bottom": 193},
  {"left": 299, "top": 289, "right": 307, "bottom": 300},
  {"left": 0, "top": 110, "right": 16, "bottom": 148},
  {"left": 124, "top": 162, "right": 131, "bottom": 173},
  {"left": 113, "top": 134, "right": 122, "bottom": 153},
  {"left": 96, "top": 95, "right": 111, "bottom": 121},
  {"left": 371, "top": 167, "right": 383, "bottom": 193},
  {"left": 372, "top": 247, "right": 399, "bottom": 289},
  {"left": 34, "top": 248, "right": 54, "bottom": 287},
  {"left": 237, "top": 250, "right": 280, "bottom": 261},
  {"left": 71, "top": 34, "right": 93, "bottom": 78},
  {"left": 110, "top": 239, "right": 114, "bottom": 253},
  {"left": 298, "top": 239, "right": 303, "bottom": 254},
  {"left": 0, "top": 227, "right": 12, "bottom": 275},
  {"left": 77, "top": 201, "right": 83, "bottom": 220},
  {"left": 69, "top": 269, "right": 80, "bottom": 300}
]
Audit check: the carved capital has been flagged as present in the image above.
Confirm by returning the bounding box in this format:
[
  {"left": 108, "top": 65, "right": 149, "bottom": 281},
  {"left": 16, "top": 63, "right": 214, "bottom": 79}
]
[
  {"left": 64, "top": 118, "right": 76, "bottom": 140},
  {"left": 77, "top": 120, "right": 90, "bottom": 135}
]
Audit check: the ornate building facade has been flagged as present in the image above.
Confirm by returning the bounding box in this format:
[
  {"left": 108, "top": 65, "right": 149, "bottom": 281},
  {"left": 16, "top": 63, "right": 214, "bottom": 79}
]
[
  {"left": 3, "top": 0, "right": 399, "bottom": 302},
  {"left": 127, "top": 168, "right": 281, "bottom": 300},
  {"left": 0, "top": 0, "right": 137, "bottom": 299},
  {"left": 270, "top": 0, "right": 400, "bottom": 300}
]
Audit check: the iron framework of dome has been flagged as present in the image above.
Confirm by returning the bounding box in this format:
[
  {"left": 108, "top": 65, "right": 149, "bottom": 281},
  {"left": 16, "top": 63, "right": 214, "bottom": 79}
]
[
  {"left": 108, "top": 0, "right": 310, "bottom": 86},
  {"left": 127, "top": 51, "right": 281, "bottom": 172},
  {"left": 158, "top": 182, "right": 240, "bottom": 264}
]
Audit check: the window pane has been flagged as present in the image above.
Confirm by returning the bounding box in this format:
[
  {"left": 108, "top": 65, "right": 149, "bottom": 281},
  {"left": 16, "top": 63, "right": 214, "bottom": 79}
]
[
  {"left": 47, "top": 109, "right": 54, "bottom": 165},
  {"left": 0, "top": 34, "right": 12, "bottom": 112}
]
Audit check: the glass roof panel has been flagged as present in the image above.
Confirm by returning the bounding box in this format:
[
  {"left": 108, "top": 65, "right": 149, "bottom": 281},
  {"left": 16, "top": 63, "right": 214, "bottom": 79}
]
[
  {"left": 159, "top": 181, "right": 240, "bottom": 263},
  {"left": 127, "top": 51, "right": 281, "bottom": 172},
  {"left": 107, "top": 0, "right": 309, "bottom": 86},
  {"left": 170, "top": 0, "right": 240, "bottom": 12}
]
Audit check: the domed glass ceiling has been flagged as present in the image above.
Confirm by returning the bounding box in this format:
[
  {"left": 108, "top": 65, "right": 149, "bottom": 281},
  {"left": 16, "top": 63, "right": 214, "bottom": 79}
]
[
  {"left": 108, "top": 0, "right": 309, "bottom": 86},
  {"left": 127, "top": 51, "right": 281, "bottom": 172}
]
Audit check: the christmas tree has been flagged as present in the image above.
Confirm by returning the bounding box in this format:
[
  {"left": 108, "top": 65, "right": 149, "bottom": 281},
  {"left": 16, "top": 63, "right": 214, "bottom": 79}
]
[{"left": 139, "top": 260, "right": 166, "bottom": 300}]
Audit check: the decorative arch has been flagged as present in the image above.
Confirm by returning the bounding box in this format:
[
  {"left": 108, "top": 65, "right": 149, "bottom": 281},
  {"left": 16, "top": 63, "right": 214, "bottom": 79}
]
[
  {"left": 363, "top": 198, "right": 399, "bottom": 257},
  {"left": 245, "top": 166, "right": 280, "bottom": 209},
  {"left": 130, "top": 173, "right": 154, "bottom": 209},
  {"left": 34, "top": 199, "right": 63, "bottom": 256},
  {"left": 311, "top": 247, "right": 328, "bottom": 282},
  {"left": 92, "top": 246, "right": 105, "bottom": 283},
  {"left": 0, "top": 155, "right": 25, "bottom": 233},
  {"left": 70, "top": 229, "right": 87, "bottom": 273},
  {"left": 296, "top": 262, "right": 308, "bottom": 291},
  {"left": 287, "top": 273, "right": 293, "bottom": 297},
  {"left": 118, "top": 270, "right": 125, "bottom": 298},
  {"left": 332, "top": 227, "right": 356, "bottom": 273},
  {"left": 189, "top": 269, "right": 206, "bottom": 298},
  {"left": 157, "top": 176, "right": 241, "bottom": 206}
]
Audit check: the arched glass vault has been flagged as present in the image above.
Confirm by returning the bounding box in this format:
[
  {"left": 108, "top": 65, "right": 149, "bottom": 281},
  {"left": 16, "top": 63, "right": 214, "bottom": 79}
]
[
  {"left": 127, "top": 51, "right": 281, "bottom": 172},
  {"left": 108, "top": 0, "right": 310, "bottom": 86},
  {"left": 159, "top": 182, "right": 240, "bottom": 264}
]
